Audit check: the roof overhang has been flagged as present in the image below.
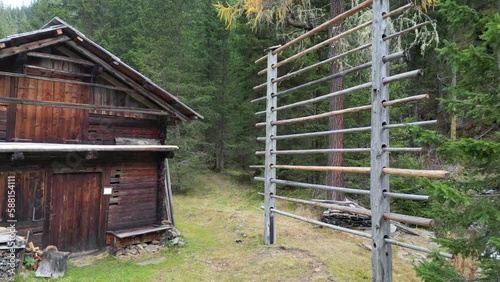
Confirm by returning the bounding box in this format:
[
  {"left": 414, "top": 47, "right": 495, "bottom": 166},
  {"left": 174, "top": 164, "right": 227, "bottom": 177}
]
[{"left": 0, "top": 143, "right": 178, "bottom": 153}]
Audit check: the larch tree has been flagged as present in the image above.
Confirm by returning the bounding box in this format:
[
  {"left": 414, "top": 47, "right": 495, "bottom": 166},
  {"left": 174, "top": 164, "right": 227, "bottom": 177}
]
[{"left": 216, "top": 0, "right": 349, "bottom": 201}]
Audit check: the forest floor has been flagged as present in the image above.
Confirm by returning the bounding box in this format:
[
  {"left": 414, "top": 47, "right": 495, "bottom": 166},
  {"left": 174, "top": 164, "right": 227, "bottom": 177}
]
[{"left": 16, "top": 172, "right": 435, "bottom": 281}]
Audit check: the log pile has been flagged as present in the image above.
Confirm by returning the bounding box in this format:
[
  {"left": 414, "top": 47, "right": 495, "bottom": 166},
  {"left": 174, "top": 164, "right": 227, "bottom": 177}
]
[
  {"left": 112, "top": 227, "right": 184, "bottom": 257},
  {"left": 0, "top": 227, "right": 26, "bottom": 280},
  {"left": 321, "top": 210, "right": 372, "bottom": 229},
  {"left": 317, "top": 199, "right": 372, "bottom": 229}
]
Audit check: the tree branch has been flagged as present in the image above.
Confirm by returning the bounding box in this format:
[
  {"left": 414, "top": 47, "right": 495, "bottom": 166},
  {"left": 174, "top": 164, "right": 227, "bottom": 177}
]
[{"left": 285, "top": 7, "right": 315, "bottom": 31}]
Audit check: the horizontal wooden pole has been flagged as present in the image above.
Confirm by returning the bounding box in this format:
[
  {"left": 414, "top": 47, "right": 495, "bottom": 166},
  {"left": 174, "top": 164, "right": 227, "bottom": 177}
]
[
  {"left": 382, "top": 167, "right": 449, "bottom": 179},
  {"left": 253, "top": 81, "right": 267, "bottom": 91},
  {"left": 25, "top": 64, "right": 94, "bottom": 77},
  {"left": 27, "top": 51, "right": 95, "bottom": 66},
  {"left": 255, "top": 55, "right": 267, "bottom": 65},
  {"left": 262, "top": 193, "right": 372, "bottom": 216},
  {"left": 271, "top": 165, "right": 448, "bottom": 178},
  {"left": 0, "top": 35, "right": 70, "bottom": 59},
  {"left": 274, "top": 21, "right": 372, "bottom": 70},
  {"left": 0, "top": 70, "right": 133, "bottom": 92},
  {"left": 275, "top": 82, "right": 372, "bottom": 111},
  {"left": 273, "top": 43, "right": 372, "bottom": 84},
  {"left": 260, "top": 177, "right": 371, "bottom": 196},
  {"left": 383, "top": 192, "right": 430, "bottom": 201},
  {"left": 249, "top": 165, "right": 265, "bottom": 169},
  {"left": 271, "top": 208, "right": 372, "bottom": 238},
  {"left": 257, "top": 2, "right": 412, "bottom": 74},
  {"left": 272, "top": 0, "right": 373, "bottom": 55},
  {"left": 276, "top": 61, "right": 373, "bottom": 97},
  {"left": 382, "top": 94, "right": 429, "bottom": 107},
  {"left": 384, "top": 212, "right": 434, "bottom": 227},
  {"left": 264, "top": 120, "right": 436, "bottom": 141},
  {"left": 256, "top": 177, "right": 430, "bottom": 201},
  {"left": 383, "top": 69, "right": 422, "bottom": 85},
  {"left": 0, "top": 97, "right": 170, "bottom": 116},
  {"left": 273, "top": 165, "right": 370, "bottom": 174},
  {"left": 269, "top": 105, "right": 371, "bottom": 126},
  {"left": 255, "top": 148, "right": 370, "bottom": 155},
  {"left": 385, "top": 238, "right": 453, "bottom": 258},
  {"left": 257, "top": 94, "right": 429, "bottom": 127},
  {"left": 384, "top": 21, "right": 433, "bottom": 41}
]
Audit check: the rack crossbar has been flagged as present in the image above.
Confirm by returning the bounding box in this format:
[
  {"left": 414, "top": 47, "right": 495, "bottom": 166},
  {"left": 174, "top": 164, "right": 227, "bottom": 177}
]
[
  {"left": 271, "top": 208, "right": 372, "bottom": 238},
  {"left": 385, "top": 238, "right": 453, "bottom": 258}
]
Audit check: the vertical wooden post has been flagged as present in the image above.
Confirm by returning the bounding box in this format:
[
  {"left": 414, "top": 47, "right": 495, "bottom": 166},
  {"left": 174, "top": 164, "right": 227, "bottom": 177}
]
[
  {"left": 165, "top": 159, "right": 175, "bottom": 227},
  {"left": 370, "top": 0, "right": 392, "bottom": 281},
  {"left": 264, "top": 46, "right": 279, "bottom": 245}
]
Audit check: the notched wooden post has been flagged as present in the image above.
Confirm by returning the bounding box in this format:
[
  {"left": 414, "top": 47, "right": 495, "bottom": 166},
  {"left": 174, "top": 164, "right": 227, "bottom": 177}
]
[
  {"left": 264, "top": 45, "right": 280, "bottom": 245},
  {"left": 370, "top": 0, "right": 392, "bottom": 281}
]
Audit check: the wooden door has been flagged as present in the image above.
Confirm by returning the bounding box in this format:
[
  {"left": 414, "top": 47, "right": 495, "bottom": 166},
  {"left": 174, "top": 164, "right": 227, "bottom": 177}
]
[{"left": 48, "top": 172, "right": 105, "bottom": 252}]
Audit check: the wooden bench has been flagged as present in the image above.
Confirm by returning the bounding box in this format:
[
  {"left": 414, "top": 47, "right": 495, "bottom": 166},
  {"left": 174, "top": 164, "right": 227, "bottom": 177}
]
[{"left": 106, "top": 226, "right": 171, "bottom": 248}]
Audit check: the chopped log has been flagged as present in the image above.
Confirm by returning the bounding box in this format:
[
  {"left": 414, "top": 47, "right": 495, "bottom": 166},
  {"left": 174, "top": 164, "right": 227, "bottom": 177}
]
[{"left": 35, "top": 246, "right": 70, "bottom": 278}]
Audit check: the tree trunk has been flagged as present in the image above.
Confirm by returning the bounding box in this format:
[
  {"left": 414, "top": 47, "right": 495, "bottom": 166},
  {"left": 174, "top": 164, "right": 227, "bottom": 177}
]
[{"left": 326, "top": 0, "right": 346, "bottom": 201}]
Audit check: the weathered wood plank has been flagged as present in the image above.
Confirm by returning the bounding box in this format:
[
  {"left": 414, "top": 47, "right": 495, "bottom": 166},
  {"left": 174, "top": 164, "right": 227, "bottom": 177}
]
[
  {"left": 0, "top": 36, "right": 70, "bottom": 59},
  {"left": 0, "top": 71, "right": 134, "bottom": 92},
  {"left": 27, "top": 52, "right": 95, "bottom": 66},
  {"left": 25, "top": 65, "right": 94, "bottom": 78},
  {"left": 107, "top": 226, "right": 169, "bottom": 239},
  {"left": 0, "top": 96, "right": 171, "bottom": 116}
]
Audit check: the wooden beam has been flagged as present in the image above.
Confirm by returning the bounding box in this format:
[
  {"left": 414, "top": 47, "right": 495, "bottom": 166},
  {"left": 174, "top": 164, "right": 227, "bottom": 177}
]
[
  {"left": 262, "top": 193, "right": 372, "bottom": 216},
  {"left": 64, "top": 41, "right": 190, "bottom": 122},
  {"left": 383, "top": 212, "right": 434, "bottom": 227},
  {"left": 27, "top": 52, "right": 95, "bottom": 66},
  {"left": 0, "top": 70, "right": 133, "bottom": 92},
  {"left": 0, "top": 96, "right": 172, "bottom": 116},
  {"left": 25, "top": 65, "right": 94, "bottom": 78},
  {"left": 271, "top": 165, "right": 449, "bottom": 178},
  {"left": 0, "top": 36, "right": 70, "bottom": 59}
]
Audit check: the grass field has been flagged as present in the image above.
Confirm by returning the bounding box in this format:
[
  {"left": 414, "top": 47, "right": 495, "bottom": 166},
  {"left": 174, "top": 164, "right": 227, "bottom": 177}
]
[{"left": 16, "top": 172, "right": 427, "bottom": 281}]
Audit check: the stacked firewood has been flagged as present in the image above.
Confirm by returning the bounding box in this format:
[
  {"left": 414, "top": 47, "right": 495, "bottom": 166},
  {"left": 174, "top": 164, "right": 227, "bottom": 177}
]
[
  {"left": 0, "top": 227, "right": 26, "bottom": 280},
  {"left": 317, "top": 199, "right": 372, "bottom": 229}
]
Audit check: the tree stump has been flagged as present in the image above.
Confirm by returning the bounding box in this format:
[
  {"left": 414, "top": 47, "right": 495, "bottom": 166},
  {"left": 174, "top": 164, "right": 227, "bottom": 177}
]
[{"left": 35, "top": 246, "right": 70, "bottom": 278}]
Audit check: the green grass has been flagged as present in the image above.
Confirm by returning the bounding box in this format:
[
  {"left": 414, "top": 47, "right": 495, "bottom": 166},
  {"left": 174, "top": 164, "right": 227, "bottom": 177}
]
[{"left": 16, "top": 172, "right": 424, "bottom": 281}]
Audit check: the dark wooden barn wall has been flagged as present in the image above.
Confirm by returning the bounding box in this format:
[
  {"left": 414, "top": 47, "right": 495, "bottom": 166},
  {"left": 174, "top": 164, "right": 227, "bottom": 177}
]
[
  {"left": 88, "top": 114, "right": 159, "bottom": 145},
  {"left": 0, "top": 152, "right": 161, "bottom": 250},
  {"left": 0, "top": 171, "right": 45, "bottom": 246},
  {"left": 107, "top": 160, "right": 159, "bottom": 231},
  {"left": 14, "top": 78, "right": 89, "bottom": 142},
  {"left": 0, "top": 51, "right": 171, "bottom": 251}
]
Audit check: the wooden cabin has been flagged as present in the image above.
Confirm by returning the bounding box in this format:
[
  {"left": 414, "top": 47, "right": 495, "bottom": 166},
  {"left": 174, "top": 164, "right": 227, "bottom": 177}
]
[{"left": 0, "top": 18, "right": 202, "bottom": 253}]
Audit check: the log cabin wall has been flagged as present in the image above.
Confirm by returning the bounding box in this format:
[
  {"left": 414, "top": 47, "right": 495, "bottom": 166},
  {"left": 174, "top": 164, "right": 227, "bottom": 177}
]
[
  {"left": 0, "top": 52, "right": 169, "bottom": 251},
  {"left": 0, "top": 20, "right": 201, "bottom": 252},
  {"left": 0, "top": 152, "right": 164, "bottom": 251}
]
